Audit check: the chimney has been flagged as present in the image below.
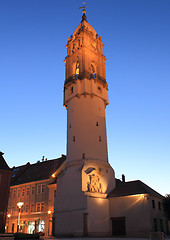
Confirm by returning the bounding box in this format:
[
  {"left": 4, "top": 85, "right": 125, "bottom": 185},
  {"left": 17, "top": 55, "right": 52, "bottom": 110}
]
[
  {"left": 42, "top": 156, "right": 44, "bottom": 161},
  {"left": 122, "top": 174, "right": 125, "bottom": 183}
]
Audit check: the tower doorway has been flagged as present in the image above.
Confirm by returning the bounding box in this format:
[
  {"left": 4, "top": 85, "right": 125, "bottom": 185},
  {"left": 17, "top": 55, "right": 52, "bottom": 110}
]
[{"left": 111, "top": 217, "right": 126, "bottom": 236}]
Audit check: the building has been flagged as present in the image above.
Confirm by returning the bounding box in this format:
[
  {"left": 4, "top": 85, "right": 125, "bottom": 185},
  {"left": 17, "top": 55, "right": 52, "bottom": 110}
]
[
  {"left": 53, "top": 9, "right": 169, "bottom": 237},
  {"left": 5, "top": 8, "right": 169, "bottom": 238},
  {"left": 6, "top": 155, "right": 66, "bottom": 235},
  {"left": 0, "top": 152, "right": 12, "bottom": 233}
]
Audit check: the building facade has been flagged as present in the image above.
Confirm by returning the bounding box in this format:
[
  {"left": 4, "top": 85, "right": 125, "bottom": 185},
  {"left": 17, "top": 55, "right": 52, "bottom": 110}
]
[
  {"left": 6, "top": 155, "right": 66, "bottom": 235},
  {"left": 0, "top": 152, "right": 12, "bottom": 233}
]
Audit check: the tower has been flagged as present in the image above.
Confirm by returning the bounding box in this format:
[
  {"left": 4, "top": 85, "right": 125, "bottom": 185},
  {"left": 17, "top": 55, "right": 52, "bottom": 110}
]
[{"left": 54, "top": 10, "right": 115, "bottom": 236}]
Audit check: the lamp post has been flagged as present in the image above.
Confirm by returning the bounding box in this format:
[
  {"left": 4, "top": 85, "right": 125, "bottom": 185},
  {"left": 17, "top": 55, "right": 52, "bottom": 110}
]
[
  {"left": 17, "top": 202, "right": 24, "bottom": 233},
  {"left": 48, "top": 210, "right": 51, "bottom": 236}
]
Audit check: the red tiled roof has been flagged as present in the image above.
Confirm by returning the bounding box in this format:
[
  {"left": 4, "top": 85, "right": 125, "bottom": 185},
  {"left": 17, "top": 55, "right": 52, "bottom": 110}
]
[{"left": 11, "top": 155, "right": 66, "bottom": 186}]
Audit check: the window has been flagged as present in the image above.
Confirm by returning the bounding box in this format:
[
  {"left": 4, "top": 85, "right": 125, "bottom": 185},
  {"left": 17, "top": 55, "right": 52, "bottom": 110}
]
[
  {"left": 25, "top": 205, "right": 29, "bottom": 213},
  {"left": 54, "top": 190, "right": 56, "bottom": 196},
  {"left": 36, "top": 203, "right": 44, "bottom": 212},
  {"left": 37, "top": 184, "right": 45, "bottom": 194},
  {"left": 96, "top": 122, "right": 99, "bottom": 126},
  {"left": 152, "top": 200, "right": 155, "bottom": 209},
  {"left": 98, "top": 86, "right": 102, "bottom": 93},
  {"left": 27, "top": 187, "right": 30, "bottom": 196},
  {"left": 31, "top": 186, "right": 35, "bottom": 195},
  {"left": 13, "top": 190, "right": 16, "bottom": 197},
  {"left": 30, "top": 204, "right": 34, "bottom": 212},
  {"left": 36, "top": 203, "right": 40, "bottom": 212},
  {"left": 12, "top": 207, "right": 15, "bottom": 214},
  {"left": 76, "top": 62, "right": 79, "bottom": 79},
  {"left": 17, "top": 189, "right": 20, "bottom": 197},
  {"left": 22, "top": 188, "right": 25, "bottom": 196},
  {"left": 158, "top": 202, "right": 161, "bottom": 210},
  {"left": 21, "top": 206, "right": 24, "bottom": 213},
  {"left": 73, "top": 136, "right": 75, "bottom": 142},
  {"left": 41, "top": 203, "right": 45, "bottom": 212},
  {"left": 42, "top": 185, "right": 45, "bottom": 193},
  {"left": 99, "top": 136, "right": 101, "bottom": 142},
  {"left": 37, "top": 185, "right": 41, "bottom": 194},
  {"left": 70, "top": 86, "right": 73, "bottom": 94},
  {"left": 154, "top": 218, "right": 157, "bottom": 232},
  {"left": 82, "top": 153, "right": 85, "bottom": 159},
  {"left": 91, "top": 64, "right": 96, "bottom": 79},
  {"left": 160, "top": 219, "right": 164, "bottom": 232}
]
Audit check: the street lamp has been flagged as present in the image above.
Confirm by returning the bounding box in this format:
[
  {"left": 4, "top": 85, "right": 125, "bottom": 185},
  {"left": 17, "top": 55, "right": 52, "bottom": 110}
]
[
  {"left": 48, "top": 210, "right": 52, "bottom": 236},
  {"left": 17, "top": 202, "right": 24, "bottom": 233}
]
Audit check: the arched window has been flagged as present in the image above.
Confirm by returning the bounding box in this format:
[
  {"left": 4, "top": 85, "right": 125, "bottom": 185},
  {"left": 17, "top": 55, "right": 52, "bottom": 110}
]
[
  {"left": 76, "top": 62, "right": 79, "bottom": 79},
  {"left": 91, "top": 64, "right": 96, "bottom": 79}
]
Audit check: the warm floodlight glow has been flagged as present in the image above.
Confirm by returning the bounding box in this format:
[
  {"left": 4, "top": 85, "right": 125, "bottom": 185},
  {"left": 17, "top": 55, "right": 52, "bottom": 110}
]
[
  {"left": 17, "top": 202, "right": 24, "bottom": 208},
  {"left": 17, "top": 202, "right": 24, "bottom": 233},
  {"left": 7, "top": 214, "right": 11, "bottom": 218},
  {"left": 48, "top": 210, "right": 52, "bottom": 215},
  {"left": 52, "top": 174, "right": 55, "bottom": 178}
]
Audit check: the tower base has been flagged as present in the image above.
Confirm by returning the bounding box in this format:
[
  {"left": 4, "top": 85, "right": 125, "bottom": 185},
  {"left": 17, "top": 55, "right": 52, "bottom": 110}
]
[{"left": 53, "top": 159, "right": 115, "bottom": 236}]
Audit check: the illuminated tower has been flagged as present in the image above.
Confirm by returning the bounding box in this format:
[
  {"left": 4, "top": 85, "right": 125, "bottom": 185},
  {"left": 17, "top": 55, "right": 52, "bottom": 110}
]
[{"left": 54, "top": 8, "right": 115, "bottom": 236}]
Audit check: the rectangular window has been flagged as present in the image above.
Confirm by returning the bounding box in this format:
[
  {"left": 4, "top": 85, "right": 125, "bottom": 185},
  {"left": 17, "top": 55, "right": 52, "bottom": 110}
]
[
  {"left": 154, "top": 218, "right": 157, "bottom": 232},
  {"left": 152, "top": 200, "right": 155, "bottom": 209},
  {"left": 12, "top": 207, "right": 15, "bottom": 214},
  {"left": 160, "top": 219, "right": 164, "bottom": 232},
  {"left": 30, "top": 204, "right": 34, "bottom": 212},
  {"left": 13, "top": 190, "right": 16, "bottom": 197},
  {"left": 36, "top": 203, "right": 40, "bottom": 212},
  {"left": 54, "top": 190, "right": 56, "bottom": 196},
  {"left": 17, "top": 189, "right": 20, "bottom": 197},
  {"left": 37, "top": 184, "right": 45, "bottom": 194},
  {"left": 25, "top": 205, "right": 29, "bottom": 213},
  {"left": 31, "top": 186, "right": 35, "bottom": 195},
  {"left": 158, "top": 202, "right": 161, "bottom": 210},
  {"left": 27, "top": 187, "right": 30, "bottom": 196},
  {"left": 37, "top": 185, "right": 41, "bottom": 194},
  {"left": 21, "top": 206, "right": 24, "bottom": 213},
  {"left": 22, "top": 188, "right": 25, "bottom": 196},
  {"left": 41, "top": 203, "right": 45, "bottom": 212},
  {"left": 42, "top": 185, "right": 45, "bottom": 193}
]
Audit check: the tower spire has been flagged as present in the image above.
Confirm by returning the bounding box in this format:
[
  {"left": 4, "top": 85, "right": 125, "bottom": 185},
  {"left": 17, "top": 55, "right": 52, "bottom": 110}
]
[{"left": 79, "top": 2, "right": 88, "bottom": 21}]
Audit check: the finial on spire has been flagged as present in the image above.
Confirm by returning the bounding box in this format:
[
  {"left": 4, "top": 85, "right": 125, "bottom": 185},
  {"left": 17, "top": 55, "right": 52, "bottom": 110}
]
[{"left": 79, "top": 2, "right": 88, "bottom": 21}]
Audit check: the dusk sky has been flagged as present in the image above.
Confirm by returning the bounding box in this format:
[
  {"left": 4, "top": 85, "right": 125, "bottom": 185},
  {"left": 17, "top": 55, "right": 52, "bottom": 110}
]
[{"left": 1, "top": 0, "right": 170, "bottom": 196}]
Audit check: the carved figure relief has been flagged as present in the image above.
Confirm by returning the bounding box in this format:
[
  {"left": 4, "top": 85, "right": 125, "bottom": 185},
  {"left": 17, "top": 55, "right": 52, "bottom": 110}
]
[{"left": 87, "top": 174, "right": 102, "bottom": 193}]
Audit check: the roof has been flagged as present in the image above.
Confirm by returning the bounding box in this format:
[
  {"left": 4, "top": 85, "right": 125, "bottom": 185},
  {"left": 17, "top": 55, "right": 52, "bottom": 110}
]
[
  {"left": 73, "top": 17, "right": 97, "bottom": 37},
  {"left": 0, "top": 151, "right": 11, "bottom": 171},
  {"left": 11, "top": 155, "right": 66, "bottom": 186},
  {"left": 108, "top": 179, "right": 163, "bottom": 199}
]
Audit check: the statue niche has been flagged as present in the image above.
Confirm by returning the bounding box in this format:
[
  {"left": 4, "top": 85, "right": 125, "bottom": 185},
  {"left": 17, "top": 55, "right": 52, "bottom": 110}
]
[{"left": 87, "top": 173, "right": 102, "bottom": 194}]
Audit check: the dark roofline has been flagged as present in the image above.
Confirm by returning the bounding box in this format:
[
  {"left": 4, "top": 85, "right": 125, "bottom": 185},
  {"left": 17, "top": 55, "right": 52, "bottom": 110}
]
[
  {"left": 108, "top": 179, "right": 164, "bottom": 199},
  {"left": 11, "top": 155, "right": 66, "bottom": 186},
  {"left": 0, "top": 151, "right": 11, "bottom": 171}
]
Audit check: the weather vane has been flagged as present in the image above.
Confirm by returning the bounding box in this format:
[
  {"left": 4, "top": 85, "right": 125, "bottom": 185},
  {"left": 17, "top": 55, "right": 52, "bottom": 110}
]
[{"left": 79, "top": 2, "right": 88, "bottom": 15}]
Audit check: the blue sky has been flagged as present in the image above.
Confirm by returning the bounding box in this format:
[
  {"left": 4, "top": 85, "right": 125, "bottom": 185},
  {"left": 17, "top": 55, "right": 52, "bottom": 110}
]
[{"left": 0, "top": 0, "right": 170, "bottom": 196}]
